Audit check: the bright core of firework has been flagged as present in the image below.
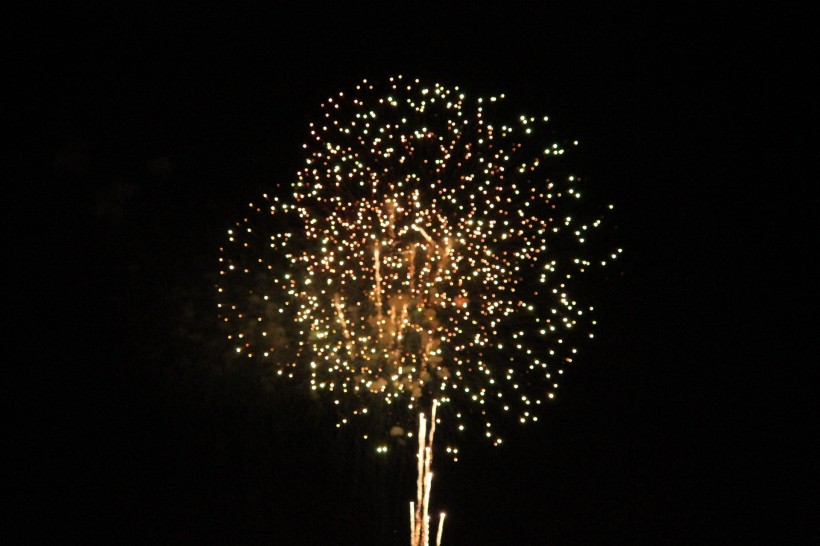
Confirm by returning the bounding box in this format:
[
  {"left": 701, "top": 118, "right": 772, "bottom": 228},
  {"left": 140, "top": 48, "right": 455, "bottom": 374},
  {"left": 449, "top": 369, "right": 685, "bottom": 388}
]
[{"left": 217, "top": 75, "right": 619, "bottom": 451}]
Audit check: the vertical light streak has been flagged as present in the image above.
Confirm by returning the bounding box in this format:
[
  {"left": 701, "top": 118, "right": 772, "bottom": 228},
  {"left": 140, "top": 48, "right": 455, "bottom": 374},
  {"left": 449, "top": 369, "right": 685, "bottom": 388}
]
[
  {"left": 435, "top": 513, "right": 446, "bottom": 546},
  {"left": 422, "top": 469, "right": 433, "bottom": 546},
  {"left": 410, "top": 502, "right": 416, "bottom": 543},
  {"left": 374, "top": 245, "right": 383, "bottom": 321},
  {"left": 412, "top": 410, "right": 427, "bottom": 546},
  {"left": 410, "top": 400, "right": 442, "bottom": 546}
]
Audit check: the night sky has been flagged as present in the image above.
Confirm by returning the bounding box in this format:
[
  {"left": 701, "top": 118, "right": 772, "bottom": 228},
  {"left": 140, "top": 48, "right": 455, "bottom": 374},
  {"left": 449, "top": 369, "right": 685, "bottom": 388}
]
[{"left": 13, "top": 4, "right": 814, "bottom": 544}]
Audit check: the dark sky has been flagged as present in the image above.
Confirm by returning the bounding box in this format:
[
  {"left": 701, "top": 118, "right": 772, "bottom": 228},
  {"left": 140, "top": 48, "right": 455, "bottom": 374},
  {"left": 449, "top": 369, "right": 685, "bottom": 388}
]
[{"left": 13, "top": 3, "right": 814, "bottom": 544}]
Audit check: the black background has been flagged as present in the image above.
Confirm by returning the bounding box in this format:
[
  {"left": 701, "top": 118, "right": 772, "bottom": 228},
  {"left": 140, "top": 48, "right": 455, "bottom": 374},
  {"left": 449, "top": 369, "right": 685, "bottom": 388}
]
[{"left": 12, "top": 3, "right": 815, "bottom": 544}]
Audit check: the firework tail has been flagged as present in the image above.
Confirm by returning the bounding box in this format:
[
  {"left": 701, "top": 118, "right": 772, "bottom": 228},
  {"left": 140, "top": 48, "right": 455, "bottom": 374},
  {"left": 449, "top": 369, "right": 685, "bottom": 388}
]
[
  {"left": 436, "top": 513, "right": 445, "bottom": 546},
  {"left": 411, "top": 400, "right": 444, "bottom": 546}
]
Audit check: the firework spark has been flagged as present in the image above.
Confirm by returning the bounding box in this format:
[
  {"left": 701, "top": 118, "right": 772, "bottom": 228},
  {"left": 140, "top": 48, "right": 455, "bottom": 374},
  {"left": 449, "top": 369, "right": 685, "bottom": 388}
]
[{"left": 217, "top": 75, "right": 618, "bottom": 453}]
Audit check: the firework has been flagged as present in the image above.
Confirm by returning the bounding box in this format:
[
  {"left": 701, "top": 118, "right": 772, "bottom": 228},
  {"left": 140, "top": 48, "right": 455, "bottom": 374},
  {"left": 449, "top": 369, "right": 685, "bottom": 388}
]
[
  {"left": 218, "top": 75, "right": 619, "bottom": 545},
  {"left": 218, "top": 75, "right": 617, "bottom": 452}
]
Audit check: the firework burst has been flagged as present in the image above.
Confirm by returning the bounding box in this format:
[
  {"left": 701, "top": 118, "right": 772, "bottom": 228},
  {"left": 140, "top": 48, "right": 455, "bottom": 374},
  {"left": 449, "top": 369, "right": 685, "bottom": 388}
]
[{"left": 217, "top": 75, "right": 619, "bottom": 455}]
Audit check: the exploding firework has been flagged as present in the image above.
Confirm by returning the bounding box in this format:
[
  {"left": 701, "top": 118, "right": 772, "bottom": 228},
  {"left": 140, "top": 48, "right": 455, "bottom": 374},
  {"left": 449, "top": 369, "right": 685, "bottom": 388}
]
[{"left": 217, "top": 75, "right": 619, "bottom": 455}]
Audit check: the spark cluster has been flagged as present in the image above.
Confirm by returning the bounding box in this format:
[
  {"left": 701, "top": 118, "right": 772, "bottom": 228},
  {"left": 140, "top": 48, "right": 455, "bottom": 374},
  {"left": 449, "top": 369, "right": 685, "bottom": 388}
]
[{"left": 217, "top": 76, "right": 619, "bottom": 453}]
